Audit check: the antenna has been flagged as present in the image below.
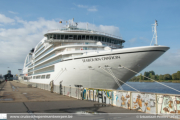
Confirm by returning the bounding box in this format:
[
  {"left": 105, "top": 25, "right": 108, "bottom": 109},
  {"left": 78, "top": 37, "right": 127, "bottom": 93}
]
[{"left": 150, "top": 20, "right": 158, "bottom": 46}]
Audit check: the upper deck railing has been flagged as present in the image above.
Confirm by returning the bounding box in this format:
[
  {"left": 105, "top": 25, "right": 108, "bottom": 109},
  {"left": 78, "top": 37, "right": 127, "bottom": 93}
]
[{"left": 47, "top": 28, "right": 122, "bottom": 40}]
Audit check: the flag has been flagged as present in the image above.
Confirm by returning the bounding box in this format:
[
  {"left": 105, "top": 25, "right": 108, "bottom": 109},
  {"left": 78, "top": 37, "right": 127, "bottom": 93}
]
[{"left": 59, "top": 21, "right": 62, "bottom": 23}]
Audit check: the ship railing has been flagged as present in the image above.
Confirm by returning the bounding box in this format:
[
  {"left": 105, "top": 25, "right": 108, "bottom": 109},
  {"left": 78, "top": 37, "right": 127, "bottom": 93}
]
[
  {"left": 35, "top": 47, "right": 54, "bottom": 58},
  {"left": 35, "top": 53, "right": 55, "bottom": 66},
  {"left": 34, "top": 45, "right": 44, "bottom": 55},
  {"left": 29, "top": 59, "right": 61, "bottom": 73},
  {"left": 47, "top": 29, "right": 122, "bottom": 40}
]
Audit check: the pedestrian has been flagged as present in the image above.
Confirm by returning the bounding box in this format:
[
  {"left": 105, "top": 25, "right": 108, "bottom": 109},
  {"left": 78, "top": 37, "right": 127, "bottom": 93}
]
[
  {"left": 49, "top": 80, "right": 54, "bottom": 93},
  {"left": 6, "top": 79, "right": 7, "bottom": 82}
]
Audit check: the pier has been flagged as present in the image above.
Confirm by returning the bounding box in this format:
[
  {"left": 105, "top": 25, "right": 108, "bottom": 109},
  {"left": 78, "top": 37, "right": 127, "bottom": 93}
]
[{"left": 0, "top": 81, "right": 178, "bottom": 120}]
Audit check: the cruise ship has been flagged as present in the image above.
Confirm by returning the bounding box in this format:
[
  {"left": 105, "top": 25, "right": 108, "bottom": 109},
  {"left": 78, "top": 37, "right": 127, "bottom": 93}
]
[{"left": 23, "top": 19, "right": 169, "bottom": 89}]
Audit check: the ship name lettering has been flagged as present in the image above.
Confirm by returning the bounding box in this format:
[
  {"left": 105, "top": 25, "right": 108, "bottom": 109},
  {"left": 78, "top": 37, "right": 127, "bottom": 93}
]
[{"left": 82, "top": 55, "right": 120, "bottom": 62}]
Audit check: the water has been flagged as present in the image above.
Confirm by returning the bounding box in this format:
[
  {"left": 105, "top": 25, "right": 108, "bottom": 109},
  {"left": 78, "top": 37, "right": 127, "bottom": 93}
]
[{"left": 120, "top": 82, "right": 180, "bottom": 95}]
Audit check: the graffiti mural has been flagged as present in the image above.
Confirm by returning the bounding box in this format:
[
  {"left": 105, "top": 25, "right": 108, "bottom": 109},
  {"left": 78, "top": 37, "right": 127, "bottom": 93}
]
[
  {"left": 82, "top": 88, "right": 113, "bottom": 104},
  {"left": 114, "top": 91, "right": 130, "bottom": 109},
  {"left": 176, "top": 96, "right": 180, "bottom": 113},
  {"left": 132, "top": 93, "right": 156, "bottom": 113},
  {"left": 102, "top": 90, "right": 113, "bottom": 104},
  {"left": 157, "top": 95, "right": 180, "bottom": 114},
  {"left": 81, "top": 87, "right": 180, "bottom": 114},
  {"left": 82, "top": 88, "right": 87, "bottom": 100}
]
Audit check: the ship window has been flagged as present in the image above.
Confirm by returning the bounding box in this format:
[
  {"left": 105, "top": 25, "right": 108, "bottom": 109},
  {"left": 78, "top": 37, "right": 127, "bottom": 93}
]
[
  {"left": 69, "top": 35, "right": 73, "bottom": 39},
  {"left": 60, "top": 35, "right": 64, "bottom": 39},
  {"left": 98, "top": 36, "right": 101, "bottom": 41},
  {"left": 65, "top": 35, "right": 68, "bottom": 39},
  {"left": 74, "top": 35, "right": 77, "bottom": 40},
  {"left": 46, "top": 74, "right": 50, "bottom": 79},
  {"left": 107, "top": 38, "right": 110, "bottom": 43},
  {"left": 78, "top": 35, "right": 81, "bottom": 40},
  {"left": 120, "top": 41, "right": 122, "bottom": 45},
  {"left": 33, "top": 76, "right": 35, "bottom": 79},
  {"left": 49, "top": 34, "right": 53, "bottom": 39},
  {"left": 36, "top": 76, "right": 40, "bottom": 79},
  {"left": 94, "top": 36, "right": 97, "bottom": 40},
  {"left": 86, "top": 35, "right": 89, "bottom": 40},
  {"left": 82, "top": 35, "right": 85, "bottom": 40},
  {"left": 47, "top": 35, "right": 49, "bottom": 40},
  {"left": 83, "top": 47, "right": 87, "bottom": 50},
  {"left": 102, "top": 37, "right": 104, "bottom": 42},
  {"left": 111, "top": 39, "right": 114, "bottom": 44},
  {"left": 90, "top": 36, "right": 93, "bottom": 40},
  {"left": 41, "top": 75, "right": 45, "bottom": 79},
  {"left": 53, "top": 34, "right": 56, "bottom": 39},
  {"left": 57, "top": 34, "right": 60, "bottom": 39}
]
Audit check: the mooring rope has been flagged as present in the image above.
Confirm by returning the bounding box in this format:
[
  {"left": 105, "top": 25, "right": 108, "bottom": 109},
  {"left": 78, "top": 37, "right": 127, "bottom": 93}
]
[
  {"left": 106, "top": 68, "right": 124, "bottom": 90},
  {"left": 107, "top": 68, "right": 140, "bottom": 92},
  {"left": 100, "top": 66, "right": 122, "bottom": 90},
  {"left": 100, "top": 66, "right": 139, "bottom": 92},
  {"left": 121, "top": 65, "right": 180, "bottom": 93}
]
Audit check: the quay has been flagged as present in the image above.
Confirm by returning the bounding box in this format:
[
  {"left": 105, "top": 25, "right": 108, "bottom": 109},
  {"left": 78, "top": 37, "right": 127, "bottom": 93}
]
[
  {"left": 0, "top": 81, "right": 140, "bottom": 113},
  {"left": 0, "top": 81, "right": 177, "bottom": 120}
]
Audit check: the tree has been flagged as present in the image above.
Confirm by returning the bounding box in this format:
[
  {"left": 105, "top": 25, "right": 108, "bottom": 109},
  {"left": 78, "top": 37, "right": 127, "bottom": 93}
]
[
  {"left": 149, "top": 73, "right": 153, "bottom": 79},
  {"left": 177, "top": 71, "right": 180, "bottom": 80},
  {"left": 149, "top": 71, "right": 155, "bottom": 76},
  {"left": 172, "top": 73, "right": 177, "bottom": 80},
  {"left": 139, "top": 74, "right": 143, "bottom": 80},
  {"left": 163, "top": 74, "right": 172, "bottom": 80},
  {"left": 159, "top": 75, "right": 164, "bottom": 80},
  {"left": 155, "top": 74, "right": 159, "bottom": 80},
  {"left": 151, "top": 75, "right": 156, "bottom": 80},
  {"left": 144, "top": 72, "right": 149, "bottom": 80}
]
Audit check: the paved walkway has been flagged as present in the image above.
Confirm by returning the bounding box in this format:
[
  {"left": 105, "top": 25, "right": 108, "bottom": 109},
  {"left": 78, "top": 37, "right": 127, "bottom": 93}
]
[{"left": 0, "top": 81, "right": 174, "bottom": 120}]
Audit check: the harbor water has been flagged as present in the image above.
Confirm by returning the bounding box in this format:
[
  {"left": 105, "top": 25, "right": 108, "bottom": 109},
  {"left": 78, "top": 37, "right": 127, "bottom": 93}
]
[{"left": 120, "top": 82, "right": 180, "bottom": 94}]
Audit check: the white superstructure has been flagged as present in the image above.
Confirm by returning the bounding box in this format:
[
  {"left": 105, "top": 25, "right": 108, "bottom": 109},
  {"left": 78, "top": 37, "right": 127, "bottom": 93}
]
[{"left": 23, "top": 19, "right": 169, "bottom": 89}]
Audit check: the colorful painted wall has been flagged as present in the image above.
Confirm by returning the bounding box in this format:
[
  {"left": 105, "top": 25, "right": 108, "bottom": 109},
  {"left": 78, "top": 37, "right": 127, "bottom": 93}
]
[
  {"left": 157, "top": 95, "right": 180, "bottom": 114},
  {"left": 82, "top": 88, "right": 180, "bottom": 114},
  {"left": 34, "top": 83, "right": 180, "bottom": 114}
]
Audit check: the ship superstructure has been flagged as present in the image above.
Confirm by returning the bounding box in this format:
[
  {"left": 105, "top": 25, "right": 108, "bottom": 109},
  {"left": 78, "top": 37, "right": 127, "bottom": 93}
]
[{"left": 23, "top": 19, "right": 169, "bottom": 89}]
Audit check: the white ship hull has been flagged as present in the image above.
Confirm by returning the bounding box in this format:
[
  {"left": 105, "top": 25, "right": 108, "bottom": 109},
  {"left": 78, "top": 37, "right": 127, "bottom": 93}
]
[{"left": 28, "top": 46, "right": 169, "bottom": 89}]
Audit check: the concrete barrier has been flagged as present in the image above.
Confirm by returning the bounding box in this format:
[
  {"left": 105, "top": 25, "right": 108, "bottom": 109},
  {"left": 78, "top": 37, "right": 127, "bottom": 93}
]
[{"left": 18, "top": 80, "right": 180, "bottom": 114}]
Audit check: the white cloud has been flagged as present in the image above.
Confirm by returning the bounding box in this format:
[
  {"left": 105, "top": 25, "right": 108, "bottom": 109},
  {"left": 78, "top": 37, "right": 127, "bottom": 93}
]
[
  {"left": 128, "top": 38, "right": 137, "bottom": 44},
  {"left": 139, "top": 37, "right": 150, "bottom": 43},
  {"left": 0, "top": 14, "right": 119, "bottom": 74},
  {"left": 9, "top": 11, "right": 18, "bottom": 14},
  {"left": 0, "top": 14, "right": 14, "bottom": 24},
  {"left": 77, "top": 5, "right": 88, "bottom": 8},
  {"left": 75, "top": 4, "right": 98, "bottom": 12},
  {"left": 77, "top": 22, "right": 120, "bottom": 36},
  {"left": 150, "top": 49, "right": 180, "bottom": 67},
  {"left": 88, "top": 8, "right": 98, "bottom": 12}
]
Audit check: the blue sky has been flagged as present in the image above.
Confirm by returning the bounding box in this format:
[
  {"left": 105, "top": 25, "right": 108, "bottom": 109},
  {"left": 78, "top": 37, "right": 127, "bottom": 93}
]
[{"left": 0, "top": 0, "right": 180, "bottom": 75}]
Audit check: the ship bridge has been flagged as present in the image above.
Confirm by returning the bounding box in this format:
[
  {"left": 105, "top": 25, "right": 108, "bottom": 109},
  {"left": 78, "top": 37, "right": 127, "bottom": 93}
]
[{"left": 44, "top": 19, "right": 125, "bottom": 49}]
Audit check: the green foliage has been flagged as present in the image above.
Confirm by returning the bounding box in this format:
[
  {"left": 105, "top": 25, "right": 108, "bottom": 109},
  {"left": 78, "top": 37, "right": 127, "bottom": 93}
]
[
  {"left": 143, "top": 72, "right": 149, "bottom": 80},
  {"left": 139, "top": 74, "right": 143, "bottom": 80},
  {"left": 159, "top": 75, "right": 164, "bottom": 80},
  {"left": 129, "top": 70, "right": 180, "bottom": 81},
  {"left": 177, "top": 71, "right": 180, "bottom": 80},
  {"left": 172, "top": 73, "right": 177, "bottom": 80},
  {"left": 163, "top": 74, "right": 172, "bottom": 80},
  {"left": 155, "top": 74, "right": 159, "bottom": 80}
]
